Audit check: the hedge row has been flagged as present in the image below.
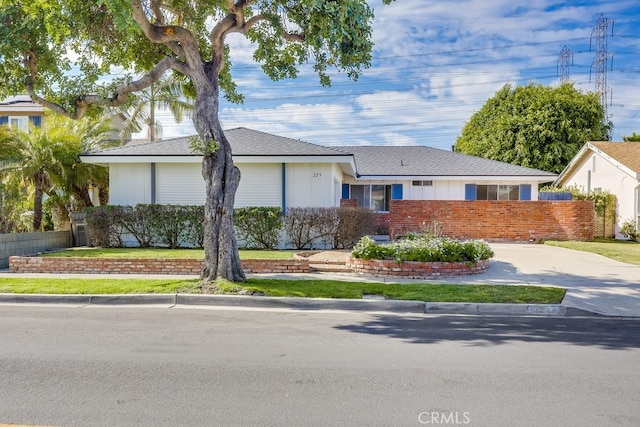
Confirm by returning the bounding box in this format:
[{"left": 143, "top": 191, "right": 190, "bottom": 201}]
[
  {"left": 85, "top": 205, "right": 204, "bottom": 249},
  {"left": 85, "top": 205, "right": 376, "bottom": 250}
]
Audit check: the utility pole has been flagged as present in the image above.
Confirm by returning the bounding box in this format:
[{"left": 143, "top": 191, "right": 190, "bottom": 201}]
[
  {"left": 590, "top": 13, "right": 614, "bottom": 112},
  {"left": 557, "top": 45, "right": 573, "bottom": 83}
]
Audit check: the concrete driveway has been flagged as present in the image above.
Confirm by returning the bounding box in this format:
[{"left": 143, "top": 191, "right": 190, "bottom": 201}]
[{"left": 444, "top": 244, "right": 640, "bottom": 317}]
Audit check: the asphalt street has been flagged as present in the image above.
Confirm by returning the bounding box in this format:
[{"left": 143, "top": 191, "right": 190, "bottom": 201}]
[{"left": 1, "top": 306, "right": 639, "bottom": 427}]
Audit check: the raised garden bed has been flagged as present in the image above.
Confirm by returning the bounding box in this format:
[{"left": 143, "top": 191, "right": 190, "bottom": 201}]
[{"left": 347, "top": 257, "right": 490, "bottom": 279}]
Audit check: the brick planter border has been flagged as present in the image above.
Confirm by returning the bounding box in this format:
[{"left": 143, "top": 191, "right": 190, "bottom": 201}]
[
  {"left": 9, "top": 256, "right": 310, "bottom": 275},
  {"left": 346, "top": 257, "right": 489, "bottom": 279}
]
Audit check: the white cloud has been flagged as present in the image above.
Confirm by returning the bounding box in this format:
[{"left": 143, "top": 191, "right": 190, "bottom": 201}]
[{"left": 144, "top": 0, "right": 640, "bottom": 147}]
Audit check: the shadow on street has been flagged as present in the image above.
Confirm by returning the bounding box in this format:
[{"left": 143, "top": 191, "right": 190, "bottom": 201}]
[{"left": 334, "top": 315, "right": 640, "bottom": 349}]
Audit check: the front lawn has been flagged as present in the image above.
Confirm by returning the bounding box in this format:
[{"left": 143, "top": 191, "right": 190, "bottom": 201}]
[
  {"left": 40, "top": 248, "right": 298, "bottom": 260},
  {"left": 0, "top": 277, "right": 565, "bottom": 304},
  {"left": 544, "top": 239, "right": 640, "bottom": 265}
]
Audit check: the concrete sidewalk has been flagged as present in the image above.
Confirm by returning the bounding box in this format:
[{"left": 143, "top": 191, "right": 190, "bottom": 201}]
[
  {"left": 0, "top": 244, "right": 638, "bottom": 317},
  {"left": 304, "top": 244, "right": 640, "bottom": 317}
]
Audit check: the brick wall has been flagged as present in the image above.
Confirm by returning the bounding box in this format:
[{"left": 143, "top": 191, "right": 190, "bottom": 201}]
[
  {"left": 347, "top": 258, "right": 490, "bottom": 279},
  {"left": 340, "top": 199, "right": 358, "bottom": 208},
  {"left": 389, "top": 200, "right": 594, "bottom": 242},
  {"left": 9, "top": 257, "right": 310, "bottom": 275}
]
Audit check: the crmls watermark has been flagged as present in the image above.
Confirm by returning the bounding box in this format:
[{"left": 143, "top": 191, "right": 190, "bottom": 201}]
[{"left": 418, "top": 411, "right": 471, "bottom": 425}]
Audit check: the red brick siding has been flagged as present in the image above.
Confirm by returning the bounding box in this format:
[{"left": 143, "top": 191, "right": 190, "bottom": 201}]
[
  {"left": 347, "top": 257, "right": 490, "bottom": 279},
  {"left": 374, "top": 212, "right": 390, "bottom": 235},
  {"left": 389, "top": 200, "right": 594, "bottom": 242},
  {"left": 340, "top": 199, "right": 358, "bottom": 208},
  {"left": 9, "top": 257, "right": 310, "bottom": 275}
]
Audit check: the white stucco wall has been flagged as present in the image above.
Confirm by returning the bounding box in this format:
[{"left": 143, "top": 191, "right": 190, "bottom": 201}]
[
  {"left": 108, "top": 161, "right": 341, "bottom": 209},
  {"left": 235, "top": 163, "right": 282, "bottom": 208},
  {"left": 286, "top": 163, "right": 338, "bottom": 208},
  {"left": 156, "top": 163, "right": 205, "bottom": 204},
  {"left": 109, "top": 163, "right": 151, "bottom": 205},
  {"left": 560, "top": 152, "right": 638, "bottom": 237}
]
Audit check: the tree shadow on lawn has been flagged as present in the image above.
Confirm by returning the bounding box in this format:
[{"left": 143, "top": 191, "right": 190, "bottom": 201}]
[{"left": 334, "top": 315, "right": 640, "bottom": 350}]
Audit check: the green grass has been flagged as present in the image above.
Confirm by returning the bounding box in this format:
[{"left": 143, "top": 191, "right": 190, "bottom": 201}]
[
  {"left": 40, "top": 248, "right": 298, "bottom": 260},
  {"left": 544, "top": 239, "right": 640, "bottom": 265},
  {"left": 0, "top": 277, "right": 565, "bottom": 304},
  {"left": 0, "top": 278, "right": 201, "bottom": 294}
]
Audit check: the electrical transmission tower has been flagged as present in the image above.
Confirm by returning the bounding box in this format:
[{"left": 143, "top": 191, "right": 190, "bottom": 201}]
[
  {"left": 590, "top": 13, "right": 614, "bottom": 111},
  {"left": 557, "top": 45, "right": 573, "bottom": 83}
]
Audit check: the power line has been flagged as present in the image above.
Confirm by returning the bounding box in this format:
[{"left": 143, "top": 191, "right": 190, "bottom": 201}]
[
  {"left": 590, "top": 13, "right": 614, "bottom": 112},
  {"left": 558, "top": 45, "right": 574, "bottom": 83}
]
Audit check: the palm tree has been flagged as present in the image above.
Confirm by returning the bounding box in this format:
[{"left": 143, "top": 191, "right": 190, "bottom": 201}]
[
  {"left": 55, "top": 115, "right": 116, "bottom": 208},
  {"left": 116, "top": 74, "right": 194, "bottom": 142},
  {"left": 0, "top": 119, "right": 70, "bottom": 230},
  {"left": 0, "top": 114, "right": 115, "bottom": 231}
]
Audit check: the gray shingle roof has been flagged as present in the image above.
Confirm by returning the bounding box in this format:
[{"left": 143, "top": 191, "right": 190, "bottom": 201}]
[
  {"left": 338, "top": 145, "right": 556, "bottom": 177},
  {"left": 84, "top": 127, "right": 556, "bottom": 178},
  {"left": 85, "top": 127, "right": 350, "bottom": 157}
]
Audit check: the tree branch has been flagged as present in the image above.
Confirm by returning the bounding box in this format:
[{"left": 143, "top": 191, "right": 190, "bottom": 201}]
[
  {"left": 131, "top": 0, "right": 201, "bottom": 61},
  {"left": 26, "top": 57, "right": 188, "bottom": 119}
]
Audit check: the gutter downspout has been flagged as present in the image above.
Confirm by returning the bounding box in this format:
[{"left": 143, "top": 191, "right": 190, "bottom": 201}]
[
  {"left": 281, "top": 163, "right": 286, "bottom": 213},
  {"left": 635, "top": 182, "right": 640, "bottom": 232},
  {"left": 151, "top": 163, "right": 156, "bottom": 204}
]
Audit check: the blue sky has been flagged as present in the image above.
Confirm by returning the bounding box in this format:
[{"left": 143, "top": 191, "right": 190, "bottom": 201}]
[{"left": 156, "top": 0, "right": 640, "bottom": 151}]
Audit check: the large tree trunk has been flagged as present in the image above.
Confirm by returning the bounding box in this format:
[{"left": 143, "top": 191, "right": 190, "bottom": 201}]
[
  {"left": 193, "top": 82, "right": 245, "bottom": 283},
  {"left": 72, "top": 183, "right": 94, "bottom": 209},
  {"left": 32, "top": 171, "right": 45, "bottom": 231}
]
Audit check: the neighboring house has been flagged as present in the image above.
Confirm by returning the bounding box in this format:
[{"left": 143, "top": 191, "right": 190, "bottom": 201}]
[
  {"left": 555, "top": 141, "right": 640, "bottom": 238},
  {"left": 80, "top": 127, "right": 556, "bottom": 210},
  {"left": 1, "top": 95, "right": 129, "bottom": 142},
  {"left": 0, "top": 95, "right": 44, "bottom": 131}
]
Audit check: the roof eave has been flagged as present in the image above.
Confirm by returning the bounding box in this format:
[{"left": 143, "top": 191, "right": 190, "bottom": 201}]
[{"left": 354, "top": 174, "right": 556, "bottom": 181}]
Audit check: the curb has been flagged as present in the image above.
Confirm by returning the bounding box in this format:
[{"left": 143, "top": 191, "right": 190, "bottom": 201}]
[{"left": 0, "top": 293, "right": 588, "bottom": 317}]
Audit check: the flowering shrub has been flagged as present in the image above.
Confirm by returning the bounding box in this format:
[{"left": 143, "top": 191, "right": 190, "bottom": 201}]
[{"left": 351, "top": 235, "right": 494, "bottom": 263}]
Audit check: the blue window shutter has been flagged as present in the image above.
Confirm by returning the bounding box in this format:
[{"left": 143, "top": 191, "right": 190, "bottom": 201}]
[
  {"left": 341, "top": 183, "right": 350, "bottom": 199},
  {"left": 391, "top": 183, "right": 403, "bottom": 200},
  {"left": 0, "top": 116, "right": 7, "bottom": 125},
  {"left": 465, "top": 184, "right": 477, "bottom": 200},
  {"left": 29, "top": 116, "right": 42, "bottom": 127},
  {"left": 520, "top": 184, "right": 532, "bottom": 201}
]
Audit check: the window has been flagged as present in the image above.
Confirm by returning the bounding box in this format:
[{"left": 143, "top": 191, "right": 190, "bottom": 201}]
[
  {"left": 351, "top": 184, "right": 391, "bottom": 211},
  {"left": 9, "top": 117, "right": 29, "bottom": 132},
  {"left": 412, "top": 180, "right": 433, "bottom": 186},
  {"left": 476, "top": 185, "right": 520, "bottom": 200}
]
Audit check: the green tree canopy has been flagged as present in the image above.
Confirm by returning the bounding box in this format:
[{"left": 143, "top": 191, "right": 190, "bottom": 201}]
[
  {"left": 623, "top": 132, "right": 640, "bottom": 142},
  {"left": 454, "top": 83, "right": 612, "bottom": 174},
  {"left": 0, "top": 0, "right": 394, "bottom": 282},
  {"left": 0, "top": 114, "right": 113, "bottom": 231}
]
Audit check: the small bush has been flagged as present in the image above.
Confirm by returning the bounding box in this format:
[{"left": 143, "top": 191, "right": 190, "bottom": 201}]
[
  {"left": 182, "top": 205, "right": 205, "bottom": 248},
  {"left": 234, "top": 207, "right": 283, "bottom": 249},
  {"left": 620, "top": 219, "right": 639, "bottom": 241},
  {"left": 352, "top": 234, "right": 494, "bottom": 263},
  {"left": 334, "top": 207, "right": 376, "bottom": 249},
  {"left": 85, "top": 205, "right": 124, "bottom": 247},
  {"left": 283, "top": 207, "right": 375, "bottom": 249},
  {"left": 284, "top": 207, "right": 328, "bottom": 249}
]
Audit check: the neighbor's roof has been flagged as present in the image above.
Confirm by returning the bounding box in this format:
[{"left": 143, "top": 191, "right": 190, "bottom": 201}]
[
  {"left": 0, "top": 95, "right": 44, "bottom": 113},
  {"left": 84, "top": 127, "right": 350, "bottom": 157},
  {"left": 337, "top": 145, "right": 557, "bottom": 178},
  {"left": 556, "top": 141, "right": 640, "bottom": 184},
  {"left": 590, "top": 141, "right": 640, "bottom": 174}
]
